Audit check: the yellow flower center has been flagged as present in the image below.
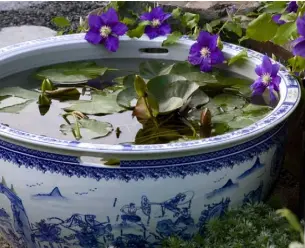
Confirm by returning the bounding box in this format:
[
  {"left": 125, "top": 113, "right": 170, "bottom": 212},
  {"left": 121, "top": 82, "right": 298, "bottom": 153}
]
[
  {"left": 262, "top": 73, "right": 271, "bottom": 85},
  {"left": 151, "top": 19, "right": 161, "bottom": 27},
  {"left": 200, "top": 47, "right": 210, "bottom": 58},
  {"left": 100, "top": 26, "right": 112, "bottom": 38}
]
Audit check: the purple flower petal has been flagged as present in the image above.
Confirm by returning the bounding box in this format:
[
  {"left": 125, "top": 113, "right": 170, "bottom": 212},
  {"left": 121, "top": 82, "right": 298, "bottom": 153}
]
[
  {"left": 271, "top": 63, "right": 280, "bottom": 77},
  {"left": 255, "top": 65, "right": 263, "bottom": 76},
  {"left": 189, "top": 43, "right": 202, "bottom": 55},
  {"left": 286, "top": 1, "right": 298, "bottom": 13},
  {"left": 188, "top": 54, "right": 202, "bottom": 65},
  {"left": 291, "top": 36, "right": 305, "bottom": 47},
  {"left": 200, "top": 58, "right": 212, "bottom": 72},
  {"left": 158, "top": 23, "right": 171, "bottom": 36},
  {"left": 144, "top": 26, "right": 160, "bottom": 39},
  {"left": 197, "top": 31, "right": 213, "bottom": 47},
  {"left": 261, "top": 55, "right": 272, "bottom": 74},
  {"left": 272, "top": 75, "right": 281, "bottom": 92},
  {"left": 159, "top": 13, "right": 171, "bottom": 22},
  {"left": 150, "top": 7, "right": 165, "bottom": 19},
  {"left": 112, "top": 22, "right": 128, "bottom": 36},
  {"left": 104, "top": 35, "right": 119, "bottom": 52},
  {"left": 101, "top": 8, "right": 119, "bottom": 26},
  {"left": 140, "top": 12, "right": 152, "bottom": 21},
  {"left": 85, "top": 30, "right": 103, "bottom": 45},
  {"left": 251, "top": 79, "right": 266, "bottom": 95},
  {"left": 272, "top": 14, "right": 285, "bottom": 25},
  {"left": 293, "top": 39, "right": 305, "bottom": 57},
  {"left": 88, "top": 15, "right": 103, "bottom": 30},
  {"left": 268, "top": 85, "right": 278, "bottom": 103},
  {"left": 208, "top": 34, "right": 218, "bottom": 51},
  {"left": 297, "top": 15, "right": 305, "bottom": 37},
  {"left": 210, "top": 49, "right": 225, "bottom": 65}
]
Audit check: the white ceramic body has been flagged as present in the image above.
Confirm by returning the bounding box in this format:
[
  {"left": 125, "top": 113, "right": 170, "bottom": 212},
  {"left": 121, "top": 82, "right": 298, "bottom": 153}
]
[{"left": 0, "top": 34, "right": 300, "bottom": 248}]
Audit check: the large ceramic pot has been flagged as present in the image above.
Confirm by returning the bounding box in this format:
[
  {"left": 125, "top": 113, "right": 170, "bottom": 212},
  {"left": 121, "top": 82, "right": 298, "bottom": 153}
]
[{"left": 0, "top": 34, "right": 300, "bottom": 248}]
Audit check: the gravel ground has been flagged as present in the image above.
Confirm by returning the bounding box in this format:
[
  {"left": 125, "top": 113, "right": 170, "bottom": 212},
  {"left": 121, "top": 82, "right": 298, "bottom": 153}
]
[{"left": 0, "top": 1, "right": 107, "bottom": 30}]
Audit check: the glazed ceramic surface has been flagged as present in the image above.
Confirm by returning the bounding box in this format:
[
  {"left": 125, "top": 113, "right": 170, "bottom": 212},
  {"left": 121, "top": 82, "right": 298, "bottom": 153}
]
[{"left": 0, "top": 34, "right": 300, "bottom": 248}]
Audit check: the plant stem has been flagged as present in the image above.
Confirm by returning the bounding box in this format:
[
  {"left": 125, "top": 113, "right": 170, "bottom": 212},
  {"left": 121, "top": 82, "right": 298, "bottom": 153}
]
[{"left": 217, "top": 4, "right": 244, "bottom": 35}]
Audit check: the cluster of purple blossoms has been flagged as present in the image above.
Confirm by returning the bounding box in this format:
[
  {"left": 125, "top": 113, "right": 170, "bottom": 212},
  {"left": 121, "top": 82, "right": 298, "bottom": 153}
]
[
  {"left": 188, "top": 31, "right": 225, "bottom": 72},
  {"left": 140, "top": 7, "right": 172, "bottom": 40},
  {"left": 272, "top": 1, "right": 298, "bottom": 25},
  {"left": 251, "top": 55, "right": 281, "bottom": 103}
]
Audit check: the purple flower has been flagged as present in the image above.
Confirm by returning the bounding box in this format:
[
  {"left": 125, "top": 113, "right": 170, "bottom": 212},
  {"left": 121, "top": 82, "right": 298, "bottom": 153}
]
[
  {"left": 251, "top": 55, "right": 281, "bottom": 102},
  {"left": 140, "top": 7, "right": 171, "bottom": 39},
  {"left": 292, "top": 14, "right": 305, "bottom": 57},
  {"left": 85, "top": 8, "right": 128, "bottom": 52},
  {"left": 188, "top": 31, "right": 225, "bottom": 72},
  {"left": 272, "top": 1, "right": 298, "bottom": 25}
]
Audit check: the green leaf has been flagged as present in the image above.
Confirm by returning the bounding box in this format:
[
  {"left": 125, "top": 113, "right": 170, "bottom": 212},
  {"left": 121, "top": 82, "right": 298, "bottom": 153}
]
[
  {"left": 213, "top": 93, "right": 246, "bottom": 111},
  {"left": 262, "top": 1, "right": 287, "bottom": 14},
  {"left": 288, "top": 56, "right": 305, "bottom": 72},
  {"left": 121, "top": 17, "right": 136, "bottom": 26},
  {"left": 147, "top": 93, "right": 159, "bottom": 117},
  {"left": 127, "top": 21, "right": 150, "bottom": 38},
  {"left": 183, "top": 72, "right": 217, "bottom": 86},
  {"left": 228, "top": 49, "right": 248, "bottom": 66},
  {"left": 209, "top": 19, "right": 222, "bottom": 28},
  {"left": 242, "top": 103, "right": 271, "bottom": 117},
  {"left": 182, "top": 12, "right": 200, "bottom": 29},
  {"left": 224, "top": 22, "right": 243, "bottom": 37},
  {"left": 0, "top": 87, "right": 39, "bottom": 100},
  {"left": 279, "top": 12, "right": 297, "bottom": 22},
  {"left": 65, "top": 93, "right": 124, "bottom": 114},
  {"left": 246, "top": 13, "right": 278, "bottom": 42},
  {"left": 273, "top": 21, "right": 297, "bottom": 45},
  {"left": 134, "top": 75, "right": 147, "bottom": 97},
  {"left": 78, "top": 119, "right": 113, "bottom": 138},
  {"left": 188, "top": 89, "right": 209, "bottom": 108},
  {"left": 213, "top": 109, "right": 243, "bottom": 123},
  {"left": 116, "top": 87, "right": 138, "bottom": 109},
  {"left": 162, "top": 31, "right": 182, "bottom": 46},
  {"left": 52, "top": 16, "right": 71, "bottom": 28},
  {"left": 139, "top": 61, "right": 169, "bottom": 79},
  {"left": 276, "top": 208, "right": 303, "bottom": 235},
  {"left": 0, "top": 97, "right": 33, "bottom": 113},
  {"left": 161, "top": 61, "right": 200, "bottom": 75},
  {"left": 36, "top": 62, "right": 110, "bottom": 84},
  {"left": 206, "top": 23, "right": 213, "bottom": 33},
  {"left": 172, "top": 7, "right": 181, "bottom": 19},
  {"left": 228, "top": 116, "right": 255, "bottom": 129}
]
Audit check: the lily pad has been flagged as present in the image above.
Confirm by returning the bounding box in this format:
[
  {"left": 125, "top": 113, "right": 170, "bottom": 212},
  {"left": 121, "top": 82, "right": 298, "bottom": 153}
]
[
  {"left": 242, "top": 103, "right": 272, "bottom": 117},
  {"left": 139, "top": 61, "right": 169, "bottom": 79},
  {"left": 227, "top": 116, "right": 255, "bottom": 129},
  {"left": 0, "top": 98, "right": 34, "bottom": 114},
  {"left": 36, "top": 62, "right": 111, "bottom": 84},
  {"left": 213, "top": 93, "right": 246, "bottom": 111},
  {"left": 64, "top": 93, "right": 124, "bottom": 115},
  {"left": 116, "top": 87, "right": 138, "bottom": 109},
  {"left": 60, "top": 119, "right": 113, "bottom": 140},
  {"left": 212, "top": 109, "right": 243, "bottom": 123},
  {"left": 0, "top": 87, "right": 39, "bottom": 100},
  {"left": 188, "top": 89, "right": 209, "bottom": 108}
]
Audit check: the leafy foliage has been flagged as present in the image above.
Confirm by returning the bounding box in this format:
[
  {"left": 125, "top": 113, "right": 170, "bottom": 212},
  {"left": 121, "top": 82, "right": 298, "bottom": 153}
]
[{"left": 162, "top": 203, "right": 301, "bottom": 248}]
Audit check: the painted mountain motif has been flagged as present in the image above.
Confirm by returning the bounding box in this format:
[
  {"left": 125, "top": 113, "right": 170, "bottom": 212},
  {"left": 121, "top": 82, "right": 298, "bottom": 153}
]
[
  {"left": 237, "top": 157, "right": 264, "bottom": 180},
  {"left": 205, "top": 179, "right": 238, "bottom": 199},
  {"left": 32, "top": 187, "right": 66, "bottom": 200}
]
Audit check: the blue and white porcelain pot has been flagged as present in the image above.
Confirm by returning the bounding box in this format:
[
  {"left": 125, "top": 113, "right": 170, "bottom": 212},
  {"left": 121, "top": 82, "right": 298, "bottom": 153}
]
[{"left": 0, "top": 34, "right": 301, "bottom": 247}]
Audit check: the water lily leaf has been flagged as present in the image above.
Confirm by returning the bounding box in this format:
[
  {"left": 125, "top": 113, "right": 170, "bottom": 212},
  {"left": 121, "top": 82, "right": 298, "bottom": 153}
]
[
  {"left": 162, "top": 31, "right": 182, "bottom": 46},
  {"left": 123, "top": 74, "right": 136, "bottom": 87},
  {"left": 158, "top": 97, "right": 184, "bottom": 113},
  {"left": 116, "top": 87, "right": 138, "bottom": 109},
  {"left": 212, "top": 109, "right": 243, "bottom": 123},
  {"left": 242, "top": 103, "right": 272, "bottom": 117},
  {"left": 213, "top": 93, "right": 246, "bottom": 111},
  {"left": 228, "top": 49, "right": 248, "bottom": 66},
  {"left": 64, "top": 93, "right": 124, "bottom": 114},
  {"left": 164, "top": 61, "right": 200, "bottom": 75},
  {"left": 0, "top": 87, "right": 39, "bottom": 100},
  {"left": 246, "top": 13, "right": 278, "bottom": 42},
  {"left": 0, "top": 97, "right": 33, "bottom": 113},
  {"left": 228, "top": 116, "right": 255, "bottom": 129},
  {"left": 182, "top": 72, "right": 217, "bottom": 86},
  {"left": 139, "top": 61, "right": 169, "bottom": 79},
  {"left": 134, "top": 75, "right": 147, "bottom": 97},
  {"left": 212, "top": 122, "right": 230, "bottom": 136},
  {"left": 36, "top": 62, "right": 110, "bottom": 84},
  {"left": 60, "top": 119, "right": 113, "bottom": 140},
  {"left": 188, "top": 89, "right": 209, "bottom": 108}
]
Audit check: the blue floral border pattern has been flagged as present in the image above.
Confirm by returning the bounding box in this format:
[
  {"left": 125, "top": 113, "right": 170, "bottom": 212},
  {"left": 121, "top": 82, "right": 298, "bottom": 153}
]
[
  {"left": 0, "top": 123, "right": 286, "bottom": 182},
  {"left": 0, "top": 34, "right": 300, "bottom": 154}
]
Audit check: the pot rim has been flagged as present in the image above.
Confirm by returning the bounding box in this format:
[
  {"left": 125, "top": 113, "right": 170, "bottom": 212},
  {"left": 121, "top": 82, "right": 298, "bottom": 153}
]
[{"left": 0, "top": 34, "right": 301, "bottom": 156}]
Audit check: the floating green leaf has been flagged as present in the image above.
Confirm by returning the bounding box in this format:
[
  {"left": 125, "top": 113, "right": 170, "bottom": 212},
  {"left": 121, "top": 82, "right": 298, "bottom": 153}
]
[
  {"left": 228, "top": 49, "right": 248, "bottom": 66},
  {"left": 213, "top": 93, "right": 246, "bottom": 111},
  {"left": 188, "top": 89, "right": 209, "bottom": 108},
  {"left": 162, "top": 31, "right": 182, "bottom": 46},
  {"left": 64, "top": 93, "right": 124, "bottom": 114},
  {"left": 116, "top": 87, "right": 138, "bottom": 109},
  {"left": 242, "top": 103, "right": 272, "bottom": 117},
  {"left": 0, "top": 87, "right": 39, "bottom": 100},
  {"left": 36, "top": 62, "right": 110, "bottom": 84},
  {"left": 139, "top": 60, "right": 170, "bottom": 79},
  {"left": 127, "top": 21, "right": 150, "bottom": 38},
  {"left": 134, "top": 75, "right": 147, "bottom": 97},
  {"left": 246, "top": 13, "right": 278, "bottom": 42},
  {"left": 52, "top": 16, "right": 71, "bottom": 28},
  {"left": 273, "top": 21, "right": 297, "bottom": 45},
  {"left": 0, "top": 97, "right": 33, "bottom": 114},
  {"left": 227, "top": 116, "right": 255, "bottom": 129},
  {"left": 212, "top": 109, "right": 242, "bottom": 123}
]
